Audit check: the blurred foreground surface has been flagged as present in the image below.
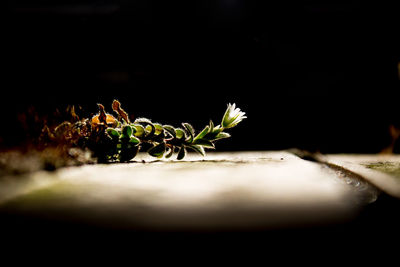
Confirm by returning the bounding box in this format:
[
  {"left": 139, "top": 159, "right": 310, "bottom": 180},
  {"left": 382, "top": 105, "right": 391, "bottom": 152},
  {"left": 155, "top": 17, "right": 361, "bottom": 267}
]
[{"left": 0, "top": 151, "right": 399, "bottom": 262}]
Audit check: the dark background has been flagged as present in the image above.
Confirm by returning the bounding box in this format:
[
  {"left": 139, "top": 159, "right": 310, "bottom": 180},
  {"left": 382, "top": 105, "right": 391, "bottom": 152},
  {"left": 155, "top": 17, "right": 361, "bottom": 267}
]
[
  {"left": 2, "top": 1, "right": 400, "bottom": 260},
  {"left": 4, "top": 0, "right": 400, "bottom": 153}
]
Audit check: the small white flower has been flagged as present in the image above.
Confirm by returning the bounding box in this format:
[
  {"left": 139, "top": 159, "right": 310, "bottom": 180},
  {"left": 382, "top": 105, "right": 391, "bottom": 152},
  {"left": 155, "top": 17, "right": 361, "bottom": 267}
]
[{"left": 221, "top": 103, "right": 247, "bottom": 129}]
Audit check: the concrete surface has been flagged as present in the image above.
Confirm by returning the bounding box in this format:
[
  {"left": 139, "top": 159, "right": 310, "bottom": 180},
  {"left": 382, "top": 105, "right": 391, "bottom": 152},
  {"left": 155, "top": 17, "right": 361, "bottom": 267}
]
[{"left": 0, "top": 151, "right": 389, "bottom": 230}]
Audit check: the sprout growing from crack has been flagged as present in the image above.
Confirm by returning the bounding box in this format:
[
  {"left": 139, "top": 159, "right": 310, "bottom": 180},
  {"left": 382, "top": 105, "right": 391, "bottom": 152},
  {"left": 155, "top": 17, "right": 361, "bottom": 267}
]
[{"left": 49, "top": 100, "right": 246, "bottom": 162}]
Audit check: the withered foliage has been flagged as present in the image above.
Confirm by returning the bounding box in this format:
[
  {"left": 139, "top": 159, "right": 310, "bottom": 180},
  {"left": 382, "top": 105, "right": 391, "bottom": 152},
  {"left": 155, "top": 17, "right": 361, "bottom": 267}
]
[{"left": 112, "top": 99, "right": 130, "bottom": 124}]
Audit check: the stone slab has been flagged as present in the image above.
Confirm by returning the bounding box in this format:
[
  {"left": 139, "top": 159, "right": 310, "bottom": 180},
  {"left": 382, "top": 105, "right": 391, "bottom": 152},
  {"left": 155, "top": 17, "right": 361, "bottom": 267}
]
[{"left": 0, "top": 151, "right": 383, "bottom": 230}]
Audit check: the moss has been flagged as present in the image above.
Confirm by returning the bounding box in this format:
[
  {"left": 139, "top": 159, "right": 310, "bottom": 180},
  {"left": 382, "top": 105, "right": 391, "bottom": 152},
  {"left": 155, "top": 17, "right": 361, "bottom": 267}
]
[{"left": 364, "top": 162, "right": 400, "bottom": 178}]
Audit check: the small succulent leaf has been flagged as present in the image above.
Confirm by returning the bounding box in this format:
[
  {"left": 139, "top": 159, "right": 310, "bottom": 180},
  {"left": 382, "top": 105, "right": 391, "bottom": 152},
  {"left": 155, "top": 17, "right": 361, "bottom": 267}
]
[
  {"left": 204, "top": 125, "right": 223, "bottom": 140},
  {"left": 134, "top": 118, "right": 155, "bottom": 137},
  {"left": 144, "top": 124, "right": 155, "bottom": 137},
  {"left": 165, "top": 147, "right": 173, "bottom": 158},
  {"left": 187, "top": 145, "right": 206, "bottom": 156},
  {"left": 182, "top": 123, "right": 194, "bottom": 143},
  {"left": 148, "top": 142, "right": 166, "bottom": 158},
  {"left": 212, "top": 125, "right": 222, "bottom": 134},
  {"left": 209, "top": 120, "right": 214, "bottom": 133},
  {"left": 129, "top": 136, "right": 140, "bottom": 145},
  {"left": 163, "top": 125, "right": 176, "bottom": 138},
  {"left": 177, "top": 146, "right": 186, "bottom": 160},
  {"left": 106, "top": 128, "right": 120, "bottom": 139},
  {"left": 134, "top": 118, "right": 153, "bottom": 124},
  {"left": 129, "top": 125, "right": 137, "bottom": 134},
  {"left": 175, "top": 128, "right": 186, "bottom": 139},
  {"left": 154, "top": 123, "right": 164, "bottom": 136},
  {"left": 121, "top": 125, "right": 133, "bottom": 138},
  {"left": 192, "top": 138, "right": 215, "bottom": 149},
  {"left": 132, "top": 124, "right": 145, "bottom": 137},
  {"left": 214, "top": 132, "right": 231, "bottom": 140},
  {"left": 194, "top": 126, "right": 209, "bottom": 141}
]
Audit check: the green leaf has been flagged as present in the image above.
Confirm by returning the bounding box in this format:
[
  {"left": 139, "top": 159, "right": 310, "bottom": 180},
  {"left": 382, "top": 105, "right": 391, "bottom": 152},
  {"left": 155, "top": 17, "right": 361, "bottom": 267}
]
[
  {"left": 163, "top": 125, "right": 176, "bottom": 138},
  {"left": 145, "top": 124, "right": 155, "bottom": 135},
  {"left": 129, "top": 136, "right": 140, "bottom": 145},
  {"left": 165, "top": 147, "right": 173, "bottom": 158},
  {"left": 121, "top": 125, "right": 133, "bottom": 138},
  {"left": 214, "top": 132, "right": 231, "bottom": 140},
  {"left": 203, "top": 125, "right": 223, "bottom": 140},
  {"left": 154, "top": 123, "right": 164, "bottom": 136},
  {"left": 175, "top": 128, "right": 185, "bottom": 139},
  {"left": 177, "top": 146, "right": 186, "bottom": 160},
  {"left": 132, "top": 124, "right": 145, "bottom": 137},
  {"left": 134, "top": 118, "right": 155, "bottom": 137},
  {"left": 192, "top": 138, "right": 215, "bottom": 149},
  {"left": 182, "top": 123, "right": 194, "bottom": 143},
  {"left": 134, "top": 117, "right": 153, "bottom": 124},
  {"left": 148, "top": 142, "right": 166, "bottom": 158},
  {"left": 130, "top": 125, "right": 137, "bottom": 134},
  {"left": 187, "top": 145, "right": 206, "bottom": 156},
  {"left": 194, "top": 126, "right": 209, "bottom": 141},
  {"left": 209, "top": 120, "right": 214, "bottom": 133},
  {"left": 106, "top": 128, "right": 120, "bottom": 139},
  {"left": 212, "top": 125, "right": 222, "bottom": 134}
]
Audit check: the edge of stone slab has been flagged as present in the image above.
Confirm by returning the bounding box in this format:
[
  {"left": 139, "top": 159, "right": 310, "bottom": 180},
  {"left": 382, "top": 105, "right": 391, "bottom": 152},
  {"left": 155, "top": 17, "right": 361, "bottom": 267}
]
[{"left": 322, "top": 155, "right": 400, "bottom": 199}]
